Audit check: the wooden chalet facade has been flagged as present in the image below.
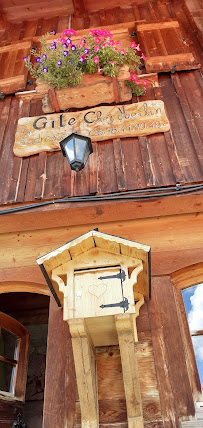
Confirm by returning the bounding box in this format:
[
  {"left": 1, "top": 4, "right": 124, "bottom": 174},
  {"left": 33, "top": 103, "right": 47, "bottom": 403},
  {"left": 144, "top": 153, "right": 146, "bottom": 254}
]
[{"left": 0, "top": 0, "right": 202, "bottom": 427}]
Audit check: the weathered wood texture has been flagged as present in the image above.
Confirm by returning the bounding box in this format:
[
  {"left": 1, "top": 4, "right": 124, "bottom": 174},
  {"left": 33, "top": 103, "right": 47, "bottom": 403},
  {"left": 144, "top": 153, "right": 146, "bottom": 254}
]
[
  {"left": 43, "top": 296, "right": 76, "bottom": 428},
  {"left": 148, "top": 277, "right": 197, "bottom": 426},
  {"left": 74, "top": 277, "right": 199, "bottom": 426},
  {"left": 75, "top": 307, "right": 164, "bottom": 427},
  {"left": 14, "top": 101, "right": 170, "bottom": 157},
  {"left": 0, "top": 0, "right": 74, "bottom": 22},
  {"left": 0, "top": 0, "right": 202, "bottom": 205},
  {"left": 0, "top": 69, "right": 202, "bottom": 205}
]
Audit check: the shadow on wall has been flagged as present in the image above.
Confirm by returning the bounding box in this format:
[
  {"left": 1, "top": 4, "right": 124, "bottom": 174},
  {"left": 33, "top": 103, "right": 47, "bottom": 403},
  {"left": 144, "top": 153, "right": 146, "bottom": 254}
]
[{"left": 24, "top": 324, "right": 48, "bottom": 428}]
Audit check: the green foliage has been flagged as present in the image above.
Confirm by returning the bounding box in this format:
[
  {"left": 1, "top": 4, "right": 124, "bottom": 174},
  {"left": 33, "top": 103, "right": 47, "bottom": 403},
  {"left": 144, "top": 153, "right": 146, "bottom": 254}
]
[{"left": 23, "top": 28, "right": 147, "bottom": 95}]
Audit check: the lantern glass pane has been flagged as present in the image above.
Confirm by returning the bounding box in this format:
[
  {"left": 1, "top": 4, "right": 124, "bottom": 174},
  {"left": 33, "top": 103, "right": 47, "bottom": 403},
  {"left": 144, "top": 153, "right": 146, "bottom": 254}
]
[
  {"left": 83, "top": 146, "right": 91, "bottom": 165},
  {"left": 65, "top": 138, "right": 75, "bottom": 162},
  {"left": 75, "top": 138, "right": 86, "bottom": 161}
]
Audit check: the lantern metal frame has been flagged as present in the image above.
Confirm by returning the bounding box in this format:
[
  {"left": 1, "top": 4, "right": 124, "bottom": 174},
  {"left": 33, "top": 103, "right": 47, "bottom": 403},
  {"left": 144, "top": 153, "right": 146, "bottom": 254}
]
[{"left": 59, "top": 132, "right": 93, "bottom": 172}]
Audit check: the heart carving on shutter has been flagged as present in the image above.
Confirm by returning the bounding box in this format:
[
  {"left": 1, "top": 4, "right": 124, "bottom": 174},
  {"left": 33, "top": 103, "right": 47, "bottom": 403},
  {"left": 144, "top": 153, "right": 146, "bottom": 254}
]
[{"left": 88, "top": 283, "right": 107, "bottom": 298}]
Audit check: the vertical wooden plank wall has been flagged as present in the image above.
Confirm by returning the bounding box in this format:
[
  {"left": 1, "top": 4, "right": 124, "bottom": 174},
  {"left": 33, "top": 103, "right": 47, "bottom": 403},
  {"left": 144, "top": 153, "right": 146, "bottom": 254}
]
[
  {"left": 43, "top": 296, "right": 76, "bottom": 428},
  {"left": 148, "top": 277, "right": 197, "bottom": 427},
  {"left": 43, "top": 276, "right": 199, "bottom": 427}
]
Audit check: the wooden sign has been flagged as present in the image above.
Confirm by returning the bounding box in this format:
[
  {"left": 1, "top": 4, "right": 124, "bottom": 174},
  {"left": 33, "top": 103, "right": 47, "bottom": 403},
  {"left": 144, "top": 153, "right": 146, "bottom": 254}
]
[{"left": 14, "top": 101, "right": 170, "bottom": 157}]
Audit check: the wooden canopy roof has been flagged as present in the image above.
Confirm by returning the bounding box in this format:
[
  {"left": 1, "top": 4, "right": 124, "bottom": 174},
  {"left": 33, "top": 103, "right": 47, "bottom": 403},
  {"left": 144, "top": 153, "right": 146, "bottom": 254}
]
[{"left": 37, "top": 230, "right": 151, "bottom": 305}]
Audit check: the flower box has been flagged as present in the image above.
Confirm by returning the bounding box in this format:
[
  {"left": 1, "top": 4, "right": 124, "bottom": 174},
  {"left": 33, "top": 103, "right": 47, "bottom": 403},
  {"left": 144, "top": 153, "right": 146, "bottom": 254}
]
[{"left": 36, "top": 65, "right": 132, "bottom": 113}]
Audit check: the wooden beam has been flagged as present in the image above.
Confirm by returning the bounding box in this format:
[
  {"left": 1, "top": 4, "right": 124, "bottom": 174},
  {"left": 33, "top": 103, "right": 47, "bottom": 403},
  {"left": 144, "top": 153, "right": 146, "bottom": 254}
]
[
  {"left": 171, "top": 262, "right": 203, "bottom": 290},
  {"left": 0, "top": 193, "right": 202, "bottom": 234},
  {"left": 0, "top": 281, "right": 50, "bottom": 295},
  {"left": 115, "top": 314, "right": 144, "bottom": 428},
  {"left": 69, "top": 319, "right": 99, "bottom": 428},
  {"left": 0, "top": 212, "right": 202, "bottom": 281},
  {"left": 43, "top": 296, "right": 76, "bottom": 428}
]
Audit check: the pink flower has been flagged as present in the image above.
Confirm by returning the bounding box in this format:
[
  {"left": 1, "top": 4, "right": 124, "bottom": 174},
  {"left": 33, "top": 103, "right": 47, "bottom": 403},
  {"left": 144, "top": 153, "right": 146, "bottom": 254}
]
[
  {"left": 62, "top": 29, "right": 77, "bottom": 37},
  {"left": 116, "top": 41, "right": 121, "bottom": 45},
  {"left": 136, "top": 44, "right": 141, "bottom": 51},
  {"left": 114, "top": 47, "right": 118, "bottom": 52},
  {"left": 60, "top": 38, "right": 67, "bottom": 43},
  {"left": 130, "top": 42, "right": 137, "bottom": 49},
  {"left": 109, "top": 61, "right": 116, "bottom": 65},
  {"left": 109, "top": 39, "right": 115, "bottom": 46},
  {"left": 120, "top": 49, "right": 127, "bottom": 55},
  {"left": 141, "top": 53, "right": 146, "bottom": 60},
  {"left": 143, "top": 79, "right": 149, "bottom": 86},
  {"left": 95, "top": 37, "right": 101, "bottom": 44},
  {"left": 94, "top": 45, "right": 99, "bottom": 53},
  {"left": 97, "top": 65, "right": 102, "bottom": 74},
  {"left": 129, "top": 73, "right": 137, "bottom": 82},
  {"left": 102, "top": 42, "right": 108, "bottom": 48},
  {"left": 93, "top": 56, "right": 99, "bottom": 63}
]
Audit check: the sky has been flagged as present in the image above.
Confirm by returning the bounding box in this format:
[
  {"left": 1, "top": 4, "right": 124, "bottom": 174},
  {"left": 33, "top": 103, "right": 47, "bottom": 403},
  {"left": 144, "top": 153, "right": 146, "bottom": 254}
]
[{"left": 182, "top": 283, "right": 203, "bottom": 386}]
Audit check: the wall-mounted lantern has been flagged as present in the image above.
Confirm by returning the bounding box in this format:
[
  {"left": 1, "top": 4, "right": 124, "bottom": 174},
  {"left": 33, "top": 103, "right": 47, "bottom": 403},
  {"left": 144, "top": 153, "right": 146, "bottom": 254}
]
[{"left": 59, "top": 132, "right": 93, "bottom": 172}]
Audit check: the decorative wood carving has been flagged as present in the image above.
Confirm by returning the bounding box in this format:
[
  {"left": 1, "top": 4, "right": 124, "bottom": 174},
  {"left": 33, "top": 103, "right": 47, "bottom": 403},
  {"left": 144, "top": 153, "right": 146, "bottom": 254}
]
[
  {"left": 38, "top": 231, "right": 150, "bottom": 427},
  {"left": 14, "top": 101, "right": 170, "bottom": 157}
]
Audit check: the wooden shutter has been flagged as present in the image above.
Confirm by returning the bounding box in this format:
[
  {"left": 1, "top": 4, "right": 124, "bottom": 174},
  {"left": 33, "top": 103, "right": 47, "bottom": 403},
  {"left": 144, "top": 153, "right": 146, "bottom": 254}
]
[
  {"left": 0, "top": 41, "right": 32, "bottom": 95},
  {"left": 136, "top": 20, "right": 200, "bottom": 73}
]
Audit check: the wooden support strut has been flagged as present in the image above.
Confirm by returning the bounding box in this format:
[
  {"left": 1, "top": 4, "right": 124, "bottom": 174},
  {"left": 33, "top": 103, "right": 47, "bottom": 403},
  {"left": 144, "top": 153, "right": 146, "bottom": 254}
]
[
  {"left": 69, "top": 319, "right": 99, "bottom": 428},
  {"left": 115, "top": 312, "right": 144, "bottom": 428}
]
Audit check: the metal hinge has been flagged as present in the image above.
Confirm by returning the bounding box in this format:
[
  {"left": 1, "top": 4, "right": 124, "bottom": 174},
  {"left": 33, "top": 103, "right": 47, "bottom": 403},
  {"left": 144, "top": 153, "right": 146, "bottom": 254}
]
[
  {"left": 100, "top": 297, "right": 129, "bottom": 312},
  {"left": 98, "top": 269, "right": 126, "bottom": 282}
]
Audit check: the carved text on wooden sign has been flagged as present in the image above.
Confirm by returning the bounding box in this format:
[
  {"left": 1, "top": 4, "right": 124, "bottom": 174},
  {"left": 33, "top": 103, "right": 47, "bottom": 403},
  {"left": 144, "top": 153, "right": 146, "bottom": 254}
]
[{"left": 14, "top": 101, "right": 170, "bottom": 157}]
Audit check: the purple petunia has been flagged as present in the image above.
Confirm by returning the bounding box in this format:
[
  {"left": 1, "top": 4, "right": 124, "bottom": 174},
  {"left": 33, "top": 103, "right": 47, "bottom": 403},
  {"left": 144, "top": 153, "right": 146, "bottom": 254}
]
[
  {"left": 69, "top": 60, "right": 73, "bottom": 65},
  {"left": 42, "top": 67, "right": 48, "bottom": 72},
  {"left": 52, "top": 30, "right": 56, "bottom": 35},
  {"left": 58, "top": 60, "right": 62, "bottom": 66},
  {"left": 66, "top": 38, "right": 71, "bottom": 44},
  {"left": 62, "top": 43, "right": 68, "bottom": 48},
  {"left": 50, "top": 43, "right": 56, "bottom": 50},
  {"left": 71, "top": 45, "right": 76, "bottom": 51},
  {"left": 63, "top": 50, "right": 69, "bottom": 56},
  {"left": 23, "top": 56, "right": 27, "bottom": 61},
  {"left": 84, "top": 48, "right": 89, "bottom": 54},
  {"left": 35, "top": 57, "right": 42, "bottom": 63},
  {"left": 42, "top": 54, "right": 47, "bottom": 59},
  {"left": 80, "top": 56, "right": 85, "bottom": 63}
]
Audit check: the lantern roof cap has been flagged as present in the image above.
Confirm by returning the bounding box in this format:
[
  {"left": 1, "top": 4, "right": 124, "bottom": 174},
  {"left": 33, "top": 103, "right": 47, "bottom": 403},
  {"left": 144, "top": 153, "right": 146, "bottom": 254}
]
[{"left": 37, "top": 230, "right": 151, "bottom": 305}]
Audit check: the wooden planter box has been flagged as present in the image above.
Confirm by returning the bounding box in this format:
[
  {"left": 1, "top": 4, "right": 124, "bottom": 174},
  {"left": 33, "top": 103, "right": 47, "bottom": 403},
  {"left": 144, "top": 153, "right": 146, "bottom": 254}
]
[{"left": 36, "top": 66, "right": 132, "bottom": 113}]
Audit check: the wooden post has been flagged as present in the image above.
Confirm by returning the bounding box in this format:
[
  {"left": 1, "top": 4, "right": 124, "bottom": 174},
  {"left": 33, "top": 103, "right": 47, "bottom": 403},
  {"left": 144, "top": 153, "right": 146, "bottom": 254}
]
[
  {"left": 43, "top": 296, "right": 76, "bottom": 428},
  {"left": 69, "top": 319, "right": 99, "bottom": 428},
  {"left": 115, "top": 314, "right": 144, "bottom": 428}
]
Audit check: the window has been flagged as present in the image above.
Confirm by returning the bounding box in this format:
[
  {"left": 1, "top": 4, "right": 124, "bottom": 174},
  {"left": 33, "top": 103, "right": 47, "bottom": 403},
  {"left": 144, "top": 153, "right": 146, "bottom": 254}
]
[
  {"left": 182, "top": 283, "right": 203, "bottom": 389},
  {"left": 0, "top": 312, "right": 30, "bottom": 401}
]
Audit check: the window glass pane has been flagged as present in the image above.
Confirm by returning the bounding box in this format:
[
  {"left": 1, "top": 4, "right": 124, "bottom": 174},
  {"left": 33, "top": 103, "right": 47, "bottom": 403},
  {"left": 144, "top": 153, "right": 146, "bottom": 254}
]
[
  {"left": 182, "top": 283, "right": 203, "bottom": 386},
  {"left": 0, "top": 361, "right": 15, "bottom": 393},
  {"left": 0, "top": 328, "right": 18, "bottom": 360}
]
